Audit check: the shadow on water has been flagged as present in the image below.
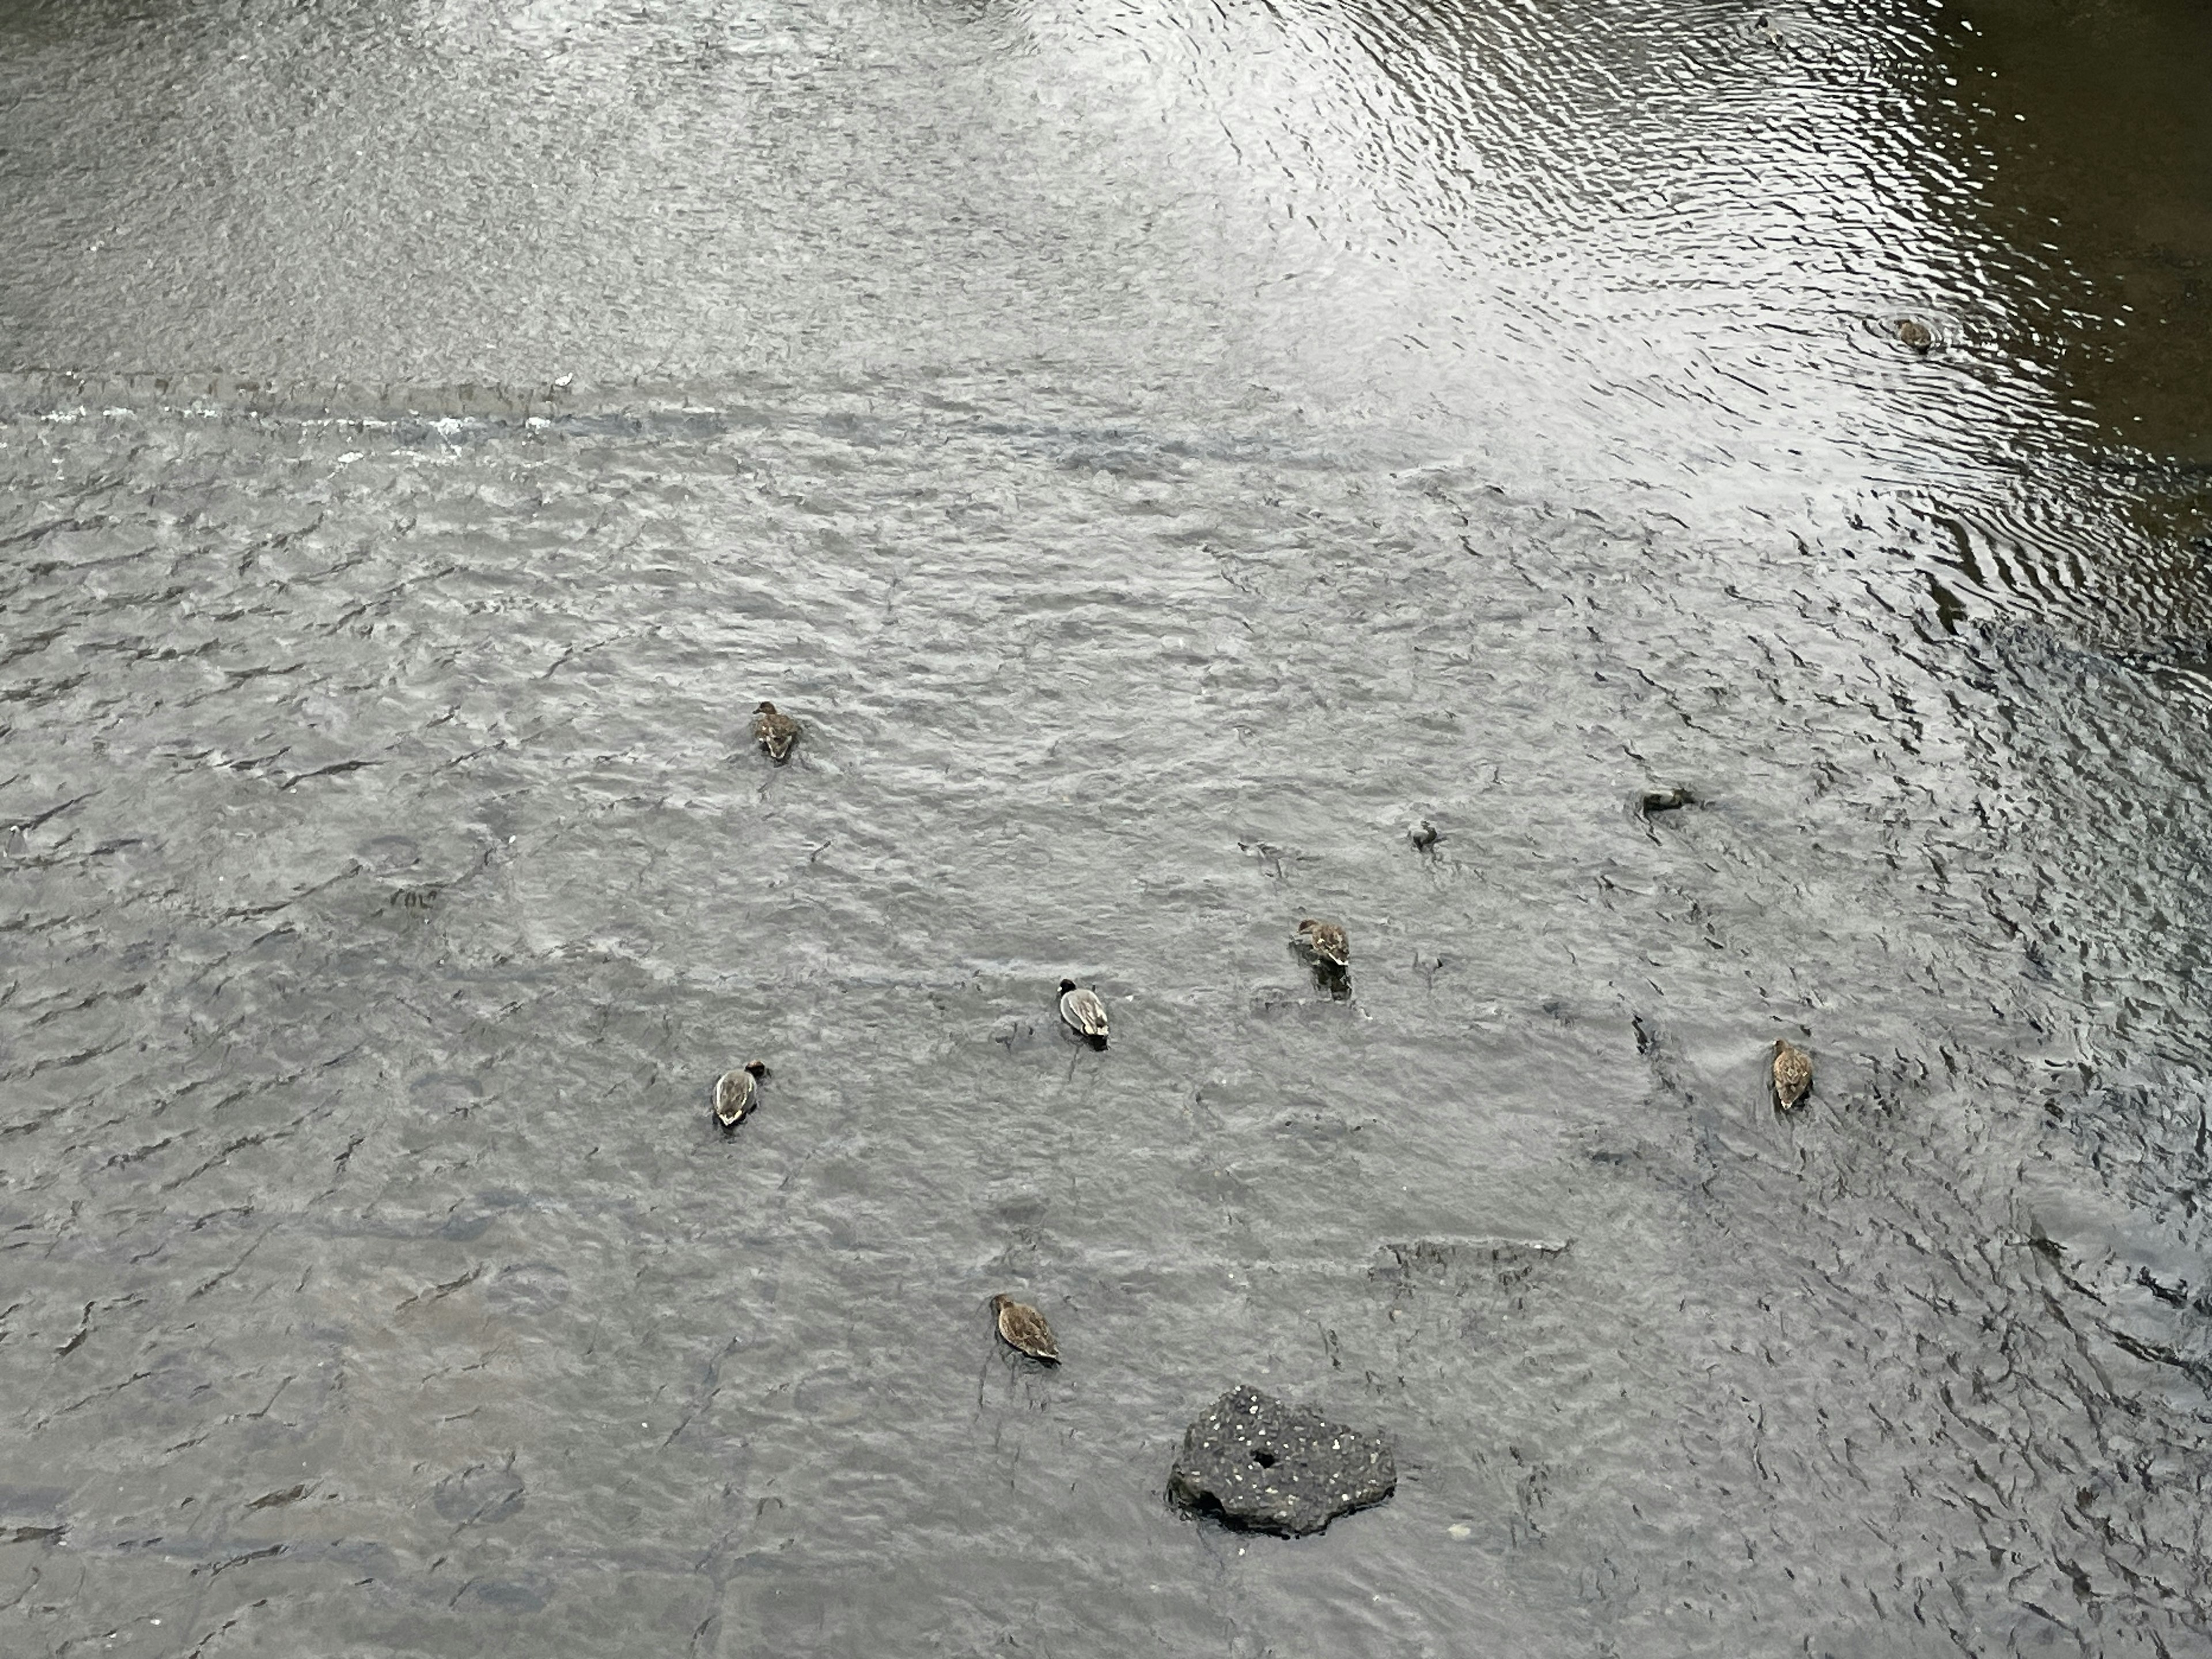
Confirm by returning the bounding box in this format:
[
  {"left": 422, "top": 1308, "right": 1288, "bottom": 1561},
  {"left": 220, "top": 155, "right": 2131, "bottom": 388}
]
[
  {"left": 1249, "top": 0, "right": 2212, "bottom": 649},
  {"left": 1892, "top": 0, "right": 2212, "bottom": 653},
  {"left": 1947, "top": 0, "right": 2212, "bottom": 466}
]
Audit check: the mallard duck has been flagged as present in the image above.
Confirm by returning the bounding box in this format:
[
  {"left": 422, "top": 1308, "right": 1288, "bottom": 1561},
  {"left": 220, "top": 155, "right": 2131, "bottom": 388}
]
[
  {"left": 1058, "top": 979, "right": 1109, "bottom": 1044},
  {"left": 1771, "top": 1039, "right": 1812, "bottom": 1111},
  {"left": 752, "top": 701, "right": 800, "bottom": 762},
  {"left": 713, "top": 1060, "right": 767, "bottom": 1131},
  {"left": 1294, "top": 918, "right": 1350, "bottom": 969},
  {"left": 990, "top": 1293, "right": 1059, "bottom": 1362}
]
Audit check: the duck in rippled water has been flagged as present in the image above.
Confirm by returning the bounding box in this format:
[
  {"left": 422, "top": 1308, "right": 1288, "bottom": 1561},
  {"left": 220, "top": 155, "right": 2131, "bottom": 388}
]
[
  {"left": 1058, "top": 979, "right": 1109, "bottom": 1045},
  {"left": 1294, "top": 918, "right": 1351, "bottom": 969},
  {"left": 713, "top": 1061, "right": 767, "bottom": 1132},
  {"left": 752, "top": 701, "right": 800, "bottom": 762},
  {"left": 1893, "top": 317, "right": 1934, "bottom": 354},
  {"left": 1771, "top": 1039, "right": 1813, "bottom": 1111},
  {"left": 990, "top": 1294, "right": 1059, "bottom": 1363}
]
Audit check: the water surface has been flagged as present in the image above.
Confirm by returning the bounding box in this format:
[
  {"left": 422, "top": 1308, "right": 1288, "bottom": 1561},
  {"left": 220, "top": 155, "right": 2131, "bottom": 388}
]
[{"left": 4, "top": 1, "right": 2212, "bottom": 1654}]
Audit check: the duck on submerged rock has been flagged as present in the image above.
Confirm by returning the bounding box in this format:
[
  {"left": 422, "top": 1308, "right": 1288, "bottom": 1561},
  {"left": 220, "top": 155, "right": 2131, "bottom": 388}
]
[
  {"left": 714, "top": 1060, "right": 767, "bottom": 1131},
  {"left": 752, "top": 701, "right": 800, "bottom": 762},
  {"left": 990, "top": 1294, "right": 1059, "bottom": 1362},
  {"left": 1058, "top": 979, "right": 1109, "bottom": 1045}
]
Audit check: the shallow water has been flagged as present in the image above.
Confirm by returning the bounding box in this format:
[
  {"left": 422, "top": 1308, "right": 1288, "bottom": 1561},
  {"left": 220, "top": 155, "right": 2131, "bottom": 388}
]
[{"left": 4, "top": 1, "right": 2212, "bottom": 1655}]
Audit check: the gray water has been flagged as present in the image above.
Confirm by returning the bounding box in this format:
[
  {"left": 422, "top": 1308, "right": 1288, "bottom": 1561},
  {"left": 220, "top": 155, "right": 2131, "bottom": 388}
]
[{"left": 5, "top": 0, "right": 2212, "bottom": 1654}]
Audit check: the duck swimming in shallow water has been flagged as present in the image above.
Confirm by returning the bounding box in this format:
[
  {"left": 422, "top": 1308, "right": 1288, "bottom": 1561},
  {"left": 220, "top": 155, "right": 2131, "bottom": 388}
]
[
  {"left": 1058, "top": 979, "right": 1109, "bottom": 1044},
  {"left": 752, "top": 701, "right": 800, "bottom": 762},
  {"left": 1771, "top": 1039, "right": 1813, "bottom": 1111},
  {"left": 1294, "top": 918, "right": 1350, "bottom": 969},
  {"left": 990, "top": 1294, "right": 1059, "bottom": 1362},
  {"left": 714, "top": 1061, "right": 767, "bottom": 1131}
]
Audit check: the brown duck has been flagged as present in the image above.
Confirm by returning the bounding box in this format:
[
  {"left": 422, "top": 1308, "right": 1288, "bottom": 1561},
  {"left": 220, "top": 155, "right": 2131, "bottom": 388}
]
[
  {"left": 1294, "top": 918, "right": 1350, "bottom": 969},
  {"left": 990, "top": 1294, "right": 1059, "bottom": 1362},
  {"left": 1771, "top": 1039, "right": 1813, "bottom": 1111},
  {"left": 714, "top": 1061, "right": 767, "bottom": 1131},
  {"left": 752, "top": 701, "right": 800, "bottom": 762}
]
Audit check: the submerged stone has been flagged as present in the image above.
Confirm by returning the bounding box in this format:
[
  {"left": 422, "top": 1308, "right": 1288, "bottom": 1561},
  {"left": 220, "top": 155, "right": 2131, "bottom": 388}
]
[
  {"left": 1168, "top": 1386, "right": 1396, "bottom": 1536},
  {"left": 431, "top": 1459, "right": 524, "bottom": 1526}
]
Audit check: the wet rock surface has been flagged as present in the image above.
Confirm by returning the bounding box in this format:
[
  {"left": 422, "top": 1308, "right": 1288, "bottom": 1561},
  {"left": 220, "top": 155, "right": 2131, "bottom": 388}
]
[{"left": 1169, "top": 1387, "right": 1396, "bottom": 1536}]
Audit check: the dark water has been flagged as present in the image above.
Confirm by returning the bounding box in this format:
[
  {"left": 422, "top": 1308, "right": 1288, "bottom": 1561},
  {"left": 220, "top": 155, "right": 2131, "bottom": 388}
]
[{"left": 5, "top": 1, "right": 2212, "bottom": 1654}]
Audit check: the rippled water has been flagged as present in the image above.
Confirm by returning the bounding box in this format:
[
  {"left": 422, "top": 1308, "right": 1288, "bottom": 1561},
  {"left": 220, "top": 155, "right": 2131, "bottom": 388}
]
[{"left": 5, "top": 1, "right": 2212, "bottom": 1654}]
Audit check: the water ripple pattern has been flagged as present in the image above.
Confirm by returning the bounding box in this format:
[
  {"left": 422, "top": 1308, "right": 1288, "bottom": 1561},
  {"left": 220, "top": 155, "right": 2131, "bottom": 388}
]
[{"left": 3, "top": 1, "right": 2211, "bottom": 1656}]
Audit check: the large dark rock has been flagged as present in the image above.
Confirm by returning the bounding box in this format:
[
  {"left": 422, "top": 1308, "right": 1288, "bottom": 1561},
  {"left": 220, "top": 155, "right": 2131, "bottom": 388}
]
[{"left": 1168, "top": 1386, "right": 1396, "bottom": 1536}]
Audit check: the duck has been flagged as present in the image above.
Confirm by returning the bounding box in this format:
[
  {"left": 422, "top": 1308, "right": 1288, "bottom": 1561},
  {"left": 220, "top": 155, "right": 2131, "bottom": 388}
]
[
  {"left": 1893, "top": 317, "right": 1934, "bottom": 354},
  {"left": 1771, "top": 1039, "right": 1813, "bottom": 1111},
  {"left": 752, "top": 701, "right": 800, "bottom": 762},
  {"left": 1410, "top": 820, "right": 1440, "bottom": 853},
  {"left": 1058, "top": 979, "right": 1109, "bottom": 1044},
  {"left": 990, "top": 1294, "right": 1060, "bottom": 1362},
  {"left": 713, "top": 1060, "right": 767, "bottom": 1131},
  {"left": 1294, "top": 918, "right": 1351, "bottom": 969}
]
